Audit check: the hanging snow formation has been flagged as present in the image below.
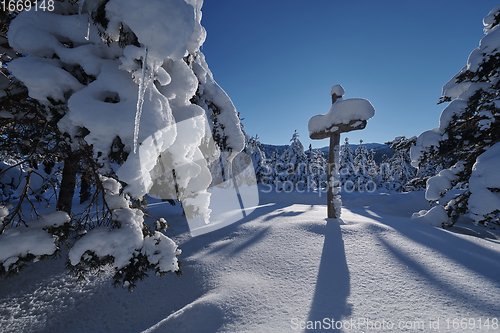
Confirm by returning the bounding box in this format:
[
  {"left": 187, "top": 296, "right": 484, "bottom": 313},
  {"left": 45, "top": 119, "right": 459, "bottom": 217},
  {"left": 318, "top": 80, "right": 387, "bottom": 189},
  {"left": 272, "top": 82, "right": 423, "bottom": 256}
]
[
  {"left": 7, "top": 0, "right": 245, "bottom": 224},
  {"left": 2, "top": 0, "right": 248, "bottom": 279}
]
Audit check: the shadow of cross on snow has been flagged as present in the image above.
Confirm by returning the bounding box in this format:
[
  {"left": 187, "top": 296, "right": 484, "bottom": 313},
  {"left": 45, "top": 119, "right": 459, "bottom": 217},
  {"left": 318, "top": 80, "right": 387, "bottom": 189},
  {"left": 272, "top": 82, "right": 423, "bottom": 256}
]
[
  {"left": 306, "top": 218, "right": 351, "bottom": 330},
  {"left": 308, "top": 85, "right": 375, "bottom": 219}
]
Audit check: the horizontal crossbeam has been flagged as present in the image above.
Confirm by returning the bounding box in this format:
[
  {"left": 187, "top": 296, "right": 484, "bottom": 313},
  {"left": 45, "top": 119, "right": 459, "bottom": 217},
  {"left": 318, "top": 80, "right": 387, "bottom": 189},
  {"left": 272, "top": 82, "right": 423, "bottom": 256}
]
[{"left": 309, "top": 118, "right": 367, "bottom": 140}]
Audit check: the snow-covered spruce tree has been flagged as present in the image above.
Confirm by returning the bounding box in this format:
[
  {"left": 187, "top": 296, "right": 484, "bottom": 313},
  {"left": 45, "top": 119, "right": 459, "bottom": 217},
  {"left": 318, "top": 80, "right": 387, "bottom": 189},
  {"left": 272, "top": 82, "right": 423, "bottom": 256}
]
[
  {"left": 266, "top": 151, "right": 278, "bottom": 185},
  {"left": 379, "top": 153, "right": 392, "bottom": 189},
  {"left": 243, "top": 134, "right": 268, "bottom": 184},
  {"left": 339, "top": 137, "right": 355, "bottom": 190},
  {"left": 1, "top": 0, "right": 244, "bottom": 287},
  {"left": 367, "top": 147, "right": 380, "bottom": 187},
  {"left": 384, "top": 136, "right": 416, "bottom": 192},
  {"left": 276, "top": 130, "right": 307, "bottom": 191},
  {"left": 405, "top": 143, "right": 441, "bottom": 192},
  {"left": 351, "top": 140, "right": 375, "bottom": 191},
  {"left": 306, "top": 144, "right": 327, "bottom": 191},
  {"left": 0, "top": 10, "right": 63, "bottom": 208},
  {"left": 411, "top": 5, "right": 500, "bottom": 228},
  {"left": 0, "top": 7, "right": 79, "bottom": 248}
]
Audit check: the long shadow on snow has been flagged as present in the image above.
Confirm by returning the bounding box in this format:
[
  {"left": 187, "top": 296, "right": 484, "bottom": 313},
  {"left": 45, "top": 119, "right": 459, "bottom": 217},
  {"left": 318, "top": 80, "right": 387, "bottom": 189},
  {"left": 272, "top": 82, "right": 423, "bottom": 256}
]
[
  {"left": 178, "top": 187, "right": 326, "bottom": 258},
  {"left": 305, "top": 218, "right": 351, "bottom": 333},
  {"left": 349, "top": 206, "right": 500, "bottom": 317},
  {"left": 149, "top": 187, "right": 345, "bottom": 332},
  {"left": 178, "top": 203, "right": 282, "bottom": 258}
]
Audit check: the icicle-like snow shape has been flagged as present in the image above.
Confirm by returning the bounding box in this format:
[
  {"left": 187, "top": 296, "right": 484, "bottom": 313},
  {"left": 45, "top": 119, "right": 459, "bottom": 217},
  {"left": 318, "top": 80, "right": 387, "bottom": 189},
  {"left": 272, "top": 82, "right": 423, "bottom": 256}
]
[
  {"left": 134, "top": 48, "right": 154, "bottom": 154},
  {"left": 77, "top": 0, "right": 85, "bottom": 27},
  {"left": 78, "top": 0, "right": 85, "bottom": 28},
  {"left": 78, "top": 0, "right": 85, "bottom": 16},
  {"left": 149, "top": 61, "right": 156, "bottom": 102},
  {"left": 85, "top": 15, "right": 91, "bottom": 41}
]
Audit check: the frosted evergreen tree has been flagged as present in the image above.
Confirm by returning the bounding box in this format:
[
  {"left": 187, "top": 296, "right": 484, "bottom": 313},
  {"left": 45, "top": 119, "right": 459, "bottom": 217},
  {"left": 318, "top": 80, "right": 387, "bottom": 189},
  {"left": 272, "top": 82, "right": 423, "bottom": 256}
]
[
  {"left": 339, "top": 137, "right": 355, "bottom": 190},
  {"left": 379, "top": 153, "right": 392, "bottom": 189},
  {"left": 0, "top": 0, "right": 245, "bottom": 286},
  {"left": 276, "top": 130, "right": 307, "bottom": 191},
  {"left": 305, "top": 144, "right": 312, "bottom": 185},
  {"left": 365, "top": 148, "right": 379, "bottom": 190},
  {"left": 266, "top": 151, "right": 278, "bottom": 186},
  {"left": 411, "top": 5, "right": 500, "bottom": 228},
  {"left": 367, "top": 148, "right": 379, "bottom": 187},
  {"left": 352, "top": 140, "right": 372, "bottom": 191},
  {"left": 306, "top": 144, "right": 327, "bottom": 191},
  {"left": 243, "top": 134, "right": 268, "bottom": 184},
  {"left": 385, "top": 136, "right": 416, "bottom": 192},
  {"left": 406, "top": 159, "right": 440, "bottom": 192},
  {"left": 0, "top": 9, "right": 71, "bottom": 210},
  {"left": 403, "top": 135, "right": 439, "bottom": 192},
  {"left": 275, "top": 152, "right": 287, "bottom": 191}
]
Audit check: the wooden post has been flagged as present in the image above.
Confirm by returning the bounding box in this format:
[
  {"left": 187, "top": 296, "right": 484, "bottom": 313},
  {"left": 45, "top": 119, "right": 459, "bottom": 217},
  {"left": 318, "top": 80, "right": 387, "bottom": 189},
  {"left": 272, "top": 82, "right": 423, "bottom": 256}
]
[
  {"left": 309, "top": 88, "right": 370, "bottom": 219},
  {"left": 327, "top": 133, "right": 340, "bottom": 218},
  {"left": 327, "top": 93, "right": 341, "bottom": 219}
]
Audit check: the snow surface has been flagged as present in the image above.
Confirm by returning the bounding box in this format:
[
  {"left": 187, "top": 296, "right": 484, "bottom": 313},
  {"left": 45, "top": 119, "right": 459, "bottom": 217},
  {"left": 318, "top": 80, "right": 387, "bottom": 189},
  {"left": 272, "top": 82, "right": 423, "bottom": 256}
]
[{"left": 1, "top": 187, "right": 500, "bottom": 332}]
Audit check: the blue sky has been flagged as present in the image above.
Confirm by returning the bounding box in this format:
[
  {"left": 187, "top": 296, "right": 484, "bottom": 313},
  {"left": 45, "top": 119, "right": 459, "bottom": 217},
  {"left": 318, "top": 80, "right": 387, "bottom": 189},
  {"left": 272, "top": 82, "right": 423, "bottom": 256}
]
[{"left": 201, "top": 1, "right": 499, "bottom": 148}]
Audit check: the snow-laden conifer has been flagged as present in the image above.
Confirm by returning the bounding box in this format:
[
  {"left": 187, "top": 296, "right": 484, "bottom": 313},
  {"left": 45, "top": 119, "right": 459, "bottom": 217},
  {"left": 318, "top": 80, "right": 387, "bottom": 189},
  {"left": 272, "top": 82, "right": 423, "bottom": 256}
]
[
  {"left": 339, "top": 138, "right": 355, "bottom": 190},
  {"left": 276, "top": 131, "right": 307, "bottom": 191},
  {"left": 411, "top": 5, "right": 500, "bottom": 228},
  {"left": 385, "top": 136, "right": 416, "bottom": 192},
  {"left": 306, "top": 144, "right": 327, "bottom": 191},
  {"left": 244, "top": 134, "right": 268, "bottom": 184},
  {"left": 351, "top": 140, "right": 373, "bottom": 191},
  {"left": 1, "top": 0, "right": 245, "bottom": 285}
]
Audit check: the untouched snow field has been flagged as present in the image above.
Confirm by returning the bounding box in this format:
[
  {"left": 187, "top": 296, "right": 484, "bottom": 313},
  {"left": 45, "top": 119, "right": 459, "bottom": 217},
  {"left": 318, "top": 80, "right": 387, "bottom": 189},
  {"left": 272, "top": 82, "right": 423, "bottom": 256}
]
[{"left": 1, "top": 186, "right": 500, "bottom": 332}]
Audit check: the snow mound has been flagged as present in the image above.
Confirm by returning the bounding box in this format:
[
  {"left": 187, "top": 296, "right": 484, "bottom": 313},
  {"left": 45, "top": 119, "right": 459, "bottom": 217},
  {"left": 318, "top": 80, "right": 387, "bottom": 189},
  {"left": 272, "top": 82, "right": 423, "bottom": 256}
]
[
  {"left": 308, "top": 98, "right": 375, "bottom": 134},
  {"left": 411, "top": 205, "right": 450, "bottom": 227},
  {"left": 330, "top": 84, "right": 345, "bottom": 97},
  {"left": 0, "top": 211, "right": 70, "bottom": 269}
]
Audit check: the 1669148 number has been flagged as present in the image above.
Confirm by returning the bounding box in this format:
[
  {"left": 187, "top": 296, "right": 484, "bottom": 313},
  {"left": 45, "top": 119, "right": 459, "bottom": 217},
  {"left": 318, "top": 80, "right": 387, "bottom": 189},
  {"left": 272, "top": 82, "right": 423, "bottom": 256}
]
[
  {"left": 1, "top": 0, "right": 54, "bottom": 12},
  {"left": 446, "top": 318, "right": 499, "bottom": 330}
]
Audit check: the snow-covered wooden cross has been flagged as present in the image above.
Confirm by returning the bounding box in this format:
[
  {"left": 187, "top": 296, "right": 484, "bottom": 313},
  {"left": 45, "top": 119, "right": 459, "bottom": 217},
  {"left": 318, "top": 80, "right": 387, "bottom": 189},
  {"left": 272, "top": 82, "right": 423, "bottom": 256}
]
[{"left": 308, "top": 85, "right": 375, "bottom": 219}]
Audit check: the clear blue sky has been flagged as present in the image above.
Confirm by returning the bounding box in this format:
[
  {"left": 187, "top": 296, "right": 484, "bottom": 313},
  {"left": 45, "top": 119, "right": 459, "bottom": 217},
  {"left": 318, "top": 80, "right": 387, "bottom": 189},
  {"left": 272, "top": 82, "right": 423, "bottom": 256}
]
[{"left": 201, "top": 0, "right": 499, "bottom": 148}]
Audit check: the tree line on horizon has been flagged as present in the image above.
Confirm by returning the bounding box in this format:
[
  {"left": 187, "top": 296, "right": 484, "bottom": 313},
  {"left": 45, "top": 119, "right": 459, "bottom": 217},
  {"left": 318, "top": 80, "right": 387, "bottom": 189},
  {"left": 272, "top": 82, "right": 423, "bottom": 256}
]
[{"left": 243, "top": 130, "right": 439, "bottom": 194}]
